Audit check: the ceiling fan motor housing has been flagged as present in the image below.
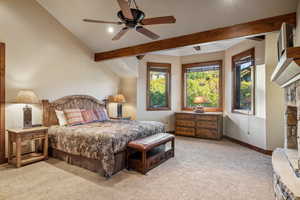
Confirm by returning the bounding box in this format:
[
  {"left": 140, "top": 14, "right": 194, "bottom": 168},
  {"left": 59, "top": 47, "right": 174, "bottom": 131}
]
[{"left": 117, "top": 9, "right": 145, "bottom": 28}]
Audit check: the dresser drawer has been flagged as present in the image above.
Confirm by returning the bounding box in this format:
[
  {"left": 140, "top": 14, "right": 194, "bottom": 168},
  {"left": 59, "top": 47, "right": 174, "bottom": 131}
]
[
  {"left": 176, "top": 120, "right": 195, "bottom": 127},
  {"left": 196, "top": 128, "right": 220, "bottom": 139},
  {"left": 176, "top": 114, "right": 196, "bottom": 120},
  {"left": 196, "top": 115, "right": 218, "bottom": 121},
  {"left": 176, "top": 127, "right": 195, "bottom": 136},
  {"left": 197, "top": 121, "right": 218, "bottom": 129}
]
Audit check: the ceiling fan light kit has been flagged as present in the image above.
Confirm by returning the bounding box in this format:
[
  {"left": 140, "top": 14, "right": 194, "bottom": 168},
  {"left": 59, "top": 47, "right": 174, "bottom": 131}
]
[{"left": 83, "top": 0, "right": 176, "bottom": 40}]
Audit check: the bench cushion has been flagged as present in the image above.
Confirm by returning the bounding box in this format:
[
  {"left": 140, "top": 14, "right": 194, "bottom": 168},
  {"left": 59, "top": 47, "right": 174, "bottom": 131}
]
[{"left": 128, "top": 133, "right": 175, "bottom": 151}]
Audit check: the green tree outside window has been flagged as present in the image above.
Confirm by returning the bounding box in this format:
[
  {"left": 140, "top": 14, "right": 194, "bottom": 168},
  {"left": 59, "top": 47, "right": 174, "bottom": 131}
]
[
  {"left": 149, "top": 71, "right": 168, "bottom": 108},
  {"left": 185, "top": 65, "right": 220, "bottom": 108}
]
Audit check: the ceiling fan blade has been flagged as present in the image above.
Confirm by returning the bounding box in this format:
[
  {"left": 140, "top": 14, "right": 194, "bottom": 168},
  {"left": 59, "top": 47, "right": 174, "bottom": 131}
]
[
  {"left": 83, "top": 19, "right": 122, "bottom": 25},
  {"left": 112, "top": 27, "right": 129, "bottom": 40},
  {"left": 117, "top": 0, "right": 134, "bottom": 19},
  {"left": 136, "top": 26, "right": 160, "bottom": 40},
  {"left": 141, "top": 16, "right": 176, "bottom": 25}
]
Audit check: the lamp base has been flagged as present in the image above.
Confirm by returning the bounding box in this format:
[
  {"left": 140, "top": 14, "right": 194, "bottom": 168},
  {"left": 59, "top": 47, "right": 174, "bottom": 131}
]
[
  {"left": 194, "top": 106, "right": 205, "bottom": 113},
  {"left": 117, "top": 103, "right": 123, "bottom": 118},
  {"left": 23, "top": 105, "right": 32, "bottom": 129}
]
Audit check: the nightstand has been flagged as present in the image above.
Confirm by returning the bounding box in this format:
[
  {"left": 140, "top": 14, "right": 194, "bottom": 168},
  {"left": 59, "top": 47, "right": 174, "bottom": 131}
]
[
  {"left": 7, "top": 126, "right": 48, "bottom": 168},
  {"left": 111, "top": 117, "right": 131, "bottom": 120}
]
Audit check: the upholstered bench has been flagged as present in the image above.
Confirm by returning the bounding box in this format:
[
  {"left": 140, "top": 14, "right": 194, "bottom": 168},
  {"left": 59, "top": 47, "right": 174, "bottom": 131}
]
[{"left": 127, "top": 133, "right": 175, "bottom": 174}]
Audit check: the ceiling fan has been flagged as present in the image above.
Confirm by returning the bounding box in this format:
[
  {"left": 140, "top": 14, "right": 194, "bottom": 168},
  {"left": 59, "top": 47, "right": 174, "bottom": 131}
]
[{"left": 83, "top": 0, "right": 176, "bottom": 41}]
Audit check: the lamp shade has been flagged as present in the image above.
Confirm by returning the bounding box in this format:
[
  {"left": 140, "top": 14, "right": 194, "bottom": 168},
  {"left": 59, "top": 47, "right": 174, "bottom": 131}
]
[
  {"left": 14, "top": 90, "right": 40, "bottom": 104},
  {"left": 193, "top": 96, "right": 206, "bottom": 104},
  {"left": 109, "top": 94, "right": 126, "bottom": 103}
]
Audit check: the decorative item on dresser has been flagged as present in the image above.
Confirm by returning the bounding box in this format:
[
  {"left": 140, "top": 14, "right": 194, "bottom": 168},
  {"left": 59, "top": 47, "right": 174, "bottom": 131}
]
[
  {"left": 193, "top": 96, "right": 206, "bottom": 113},
  {"left": 13, "top": 90, "right": 40, "bottom": 128},
  {"left": 175, "top": 112, "right": 223, "bottom": 140},
  {"left": 7, "top": 126, "right": 48, "bottom": 168}
]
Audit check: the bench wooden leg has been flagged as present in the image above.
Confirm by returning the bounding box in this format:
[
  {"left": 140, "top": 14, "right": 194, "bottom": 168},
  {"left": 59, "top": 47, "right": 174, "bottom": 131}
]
[
  {"left": 126, "top": 148, "right": 131, "bottom": 170},
  {"left": 172, "top": 138, "right": 175, "bottom": 157},
  {"left": 142, "top": 151, "right": 147, "bottom": 175}
]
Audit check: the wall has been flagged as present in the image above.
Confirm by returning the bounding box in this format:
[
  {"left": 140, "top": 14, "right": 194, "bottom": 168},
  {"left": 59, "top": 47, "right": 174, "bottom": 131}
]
[
  {"left": 137, "top": 54, "right": 181, "bottom": 131},
  {"left": 265, "top": 33, "right": 285, "bottom": 150},
  {"left": 180, "top": 51, "right": 225, "bottom": 64},
  {"left": 103, "top": 57, "right": 139, "bottom": 119},
  {"left": 224, "top": 39, "right": 267, "bottom": 149},
  {"left": 0, "top": 0, "right": 119, "bottom": 152},
  {"left": 118, "top": 77, "right": 137, "bottom": 120}
]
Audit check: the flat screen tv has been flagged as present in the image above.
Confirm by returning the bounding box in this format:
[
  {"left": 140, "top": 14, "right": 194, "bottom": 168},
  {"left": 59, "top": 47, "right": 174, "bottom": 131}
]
[{"left": 277, "top": 22, "right": 294, "bottom": 61}]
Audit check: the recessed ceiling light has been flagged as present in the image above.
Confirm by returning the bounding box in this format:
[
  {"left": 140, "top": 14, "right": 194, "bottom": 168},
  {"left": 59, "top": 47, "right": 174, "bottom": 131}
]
[
  {"left": 224, "top": 0, "right": 234, "bottom": 3},
  {"left": 194, "top": 46, "right": 201, "bottom": 51},
  {"left": 107, "top": 27, "right": 114, "bottom": 34}
]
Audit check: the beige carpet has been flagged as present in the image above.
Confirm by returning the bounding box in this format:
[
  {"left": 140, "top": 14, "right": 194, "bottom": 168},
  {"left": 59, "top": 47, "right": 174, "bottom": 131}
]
[{"left": 0, "top": 137, "right": 274, "bottom": 200}]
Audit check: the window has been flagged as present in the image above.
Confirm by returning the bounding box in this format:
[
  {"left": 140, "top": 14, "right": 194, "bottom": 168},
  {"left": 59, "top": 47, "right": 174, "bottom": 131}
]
[
  {"left": 182, "top": 60, "right": 223, "bottom": 111},
  {"left": 147, "top": 62, "right": 171, "bottom": 111},
  {"left": 232, "top": 48, "right": 255, "bottom": 115}
]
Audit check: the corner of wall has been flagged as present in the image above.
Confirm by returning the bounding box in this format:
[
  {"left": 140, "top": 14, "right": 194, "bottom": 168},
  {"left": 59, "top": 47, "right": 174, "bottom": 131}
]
[
  {"left": 265, "top": 32, "right": 285, "bottom": 150},
  {"left": 296, "top": 0, "right": 300, "bottom": 46}
]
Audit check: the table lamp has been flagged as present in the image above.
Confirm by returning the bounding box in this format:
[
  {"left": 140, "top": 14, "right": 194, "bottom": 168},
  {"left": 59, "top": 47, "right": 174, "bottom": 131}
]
[
  {"left": 193, "top": 96, "right": 206, "bottom": 113},
  {"left": 109, "top": 94, "right": 126, "bottom": 118},
  {"left": 14, "top": 90, "right": 40, "bottom": 128}
]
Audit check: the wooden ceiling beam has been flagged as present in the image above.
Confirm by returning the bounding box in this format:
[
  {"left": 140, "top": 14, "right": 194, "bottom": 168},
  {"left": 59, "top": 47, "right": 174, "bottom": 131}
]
[{"left": 94, "top": 12, "right": 296, "bottom": 62}]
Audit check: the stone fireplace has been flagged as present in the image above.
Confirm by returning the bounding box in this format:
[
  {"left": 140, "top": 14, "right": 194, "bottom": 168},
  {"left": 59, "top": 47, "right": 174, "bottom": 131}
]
[
  {"left": 272, "top": 82, "right": 300, "bottom": 200},
  {"left": 284, "top": 82, "right": 300, "bottom": 174}
]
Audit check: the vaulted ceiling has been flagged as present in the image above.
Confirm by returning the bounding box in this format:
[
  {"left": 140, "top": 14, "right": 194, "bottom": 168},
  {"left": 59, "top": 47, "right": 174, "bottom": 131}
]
[{"left": 37, "top": 0, "right": 298, "bottom": 53}]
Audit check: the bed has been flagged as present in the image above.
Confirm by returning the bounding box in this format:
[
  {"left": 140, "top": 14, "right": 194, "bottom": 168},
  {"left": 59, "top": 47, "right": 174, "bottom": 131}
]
[{"left": 42, "top": 95, "right": 165, "bottom": 177}]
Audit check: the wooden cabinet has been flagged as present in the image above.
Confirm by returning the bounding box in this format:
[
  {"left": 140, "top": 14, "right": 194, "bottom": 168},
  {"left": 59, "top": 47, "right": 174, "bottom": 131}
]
[{"left": 175, "top": 112, "right": 223, "bottom": 140}]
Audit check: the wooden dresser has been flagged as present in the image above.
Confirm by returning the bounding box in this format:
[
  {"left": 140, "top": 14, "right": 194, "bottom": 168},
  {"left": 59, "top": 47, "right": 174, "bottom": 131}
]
[{"left": 175, "top": 112, "right": 223, "bottom": 140}]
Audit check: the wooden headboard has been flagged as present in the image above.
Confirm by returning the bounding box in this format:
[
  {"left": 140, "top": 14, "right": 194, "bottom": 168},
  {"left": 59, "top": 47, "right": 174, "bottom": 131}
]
[{"left": 42, "top": 95, "right": 106, "bottom": 127}]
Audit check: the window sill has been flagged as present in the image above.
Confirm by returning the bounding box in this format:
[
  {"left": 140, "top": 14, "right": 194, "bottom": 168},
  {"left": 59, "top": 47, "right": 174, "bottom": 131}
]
[
  {"left": 182, "top": 107, "right": 223, "bottom": 112},
  {"left": 232, "top": 109, "right": 254, "bottom": 115},
  {"left": 147, "top": 108, "right": 171, "bottom": 111}
]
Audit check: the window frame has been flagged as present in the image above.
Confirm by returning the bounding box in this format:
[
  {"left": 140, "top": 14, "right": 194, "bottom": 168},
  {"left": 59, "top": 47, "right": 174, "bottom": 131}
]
[
  {"left": 146, "top": 62, "right": 171, "bottom": 111},
  {"left": 181, "top": 60, "right": 223, "bottom": 112},
  {"left": 231, "top": 48, "right": 256, "bottom": 115}
]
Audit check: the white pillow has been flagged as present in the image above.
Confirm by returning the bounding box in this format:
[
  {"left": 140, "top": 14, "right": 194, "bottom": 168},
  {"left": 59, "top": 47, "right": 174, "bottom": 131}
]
[{"left": 55, "top": 110, "right": 67, "bottom": 126}]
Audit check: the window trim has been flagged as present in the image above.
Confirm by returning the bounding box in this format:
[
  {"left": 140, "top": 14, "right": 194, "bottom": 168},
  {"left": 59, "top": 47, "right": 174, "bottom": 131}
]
[
  {"left": 181, "top": 60, "right": 223, "bottom": 112},
  {"left": 231, "top": 48, "right": 256, "bottom": 115},
  {"left": 146, "top": 62, "right": 171, "bottom": 111}
]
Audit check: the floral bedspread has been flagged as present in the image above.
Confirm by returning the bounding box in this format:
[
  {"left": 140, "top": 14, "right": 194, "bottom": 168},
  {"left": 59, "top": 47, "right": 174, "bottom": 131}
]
[{"left": 48, "top": 120, "right": 165, "bottom": 177}]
